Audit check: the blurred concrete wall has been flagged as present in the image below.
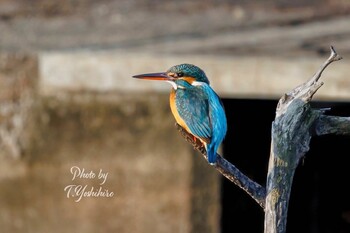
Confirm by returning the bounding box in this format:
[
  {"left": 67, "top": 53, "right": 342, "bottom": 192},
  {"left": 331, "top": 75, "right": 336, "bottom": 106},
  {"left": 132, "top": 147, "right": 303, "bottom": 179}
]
[
  {"left": 1, "top": 49, "right": 349, "bottom": 233},
  {"left": 1, "top": 50, "right": 349, "bottom": 233},
  {"left": 0, "top": 54, "right": 220, "bottom": 233}
]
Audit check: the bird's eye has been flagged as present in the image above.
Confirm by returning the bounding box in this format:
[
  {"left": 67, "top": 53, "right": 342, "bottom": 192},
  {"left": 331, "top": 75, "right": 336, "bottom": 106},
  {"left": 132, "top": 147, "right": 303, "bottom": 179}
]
[{"left": 177, "top": 72, "right": 184, "bottom": 77}]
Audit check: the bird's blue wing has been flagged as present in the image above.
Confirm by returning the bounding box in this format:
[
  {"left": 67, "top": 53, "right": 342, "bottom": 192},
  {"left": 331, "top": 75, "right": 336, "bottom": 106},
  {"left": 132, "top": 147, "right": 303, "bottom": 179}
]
[{"left": 175, "top": 86, "right": 212, "bottom": 143}]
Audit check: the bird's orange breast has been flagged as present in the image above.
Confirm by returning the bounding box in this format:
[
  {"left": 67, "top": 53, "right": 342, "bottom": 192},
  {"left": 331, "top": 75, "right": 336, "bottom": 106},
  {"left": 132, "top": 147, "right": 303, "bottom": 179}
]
[
  {"left": 169, "top": 88, "right": 209, "bottom": 147},
  {"left": 169, "top": 89, "right": 191, "bottom": 133}
]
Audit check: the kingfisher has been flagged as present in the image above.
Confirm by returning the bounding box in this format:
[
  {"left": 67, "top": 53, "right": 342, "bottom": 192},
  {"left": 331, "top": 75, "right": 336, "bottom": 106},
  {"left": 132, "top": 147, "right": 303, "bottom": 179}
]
[{"left": 133, "top": 64, "right": 227, "bottom": 165}]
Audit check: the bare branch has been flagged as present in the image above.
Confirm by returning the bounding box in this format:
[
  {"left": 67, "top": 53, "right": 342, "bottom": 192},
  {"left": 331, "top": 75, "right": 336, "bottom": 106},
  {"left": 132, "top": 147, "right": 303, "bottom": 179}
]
[
  {"left": 276, "top": 46, "right": 342, "bottom": 118},
  {"left": 176, "top": 123, "right": 266, "bottom": 209},
  {"left": 309, "top": 46, "right": 343, "bottom": 84},
  {"left": 315, "top": 115, "right": 350, "bottom": 136},
  {"left": 265, "top": 46, "right": 344, "bottom": 233},
  {"left": 169, "top": 45, "right": 349, "bottom": 233}
]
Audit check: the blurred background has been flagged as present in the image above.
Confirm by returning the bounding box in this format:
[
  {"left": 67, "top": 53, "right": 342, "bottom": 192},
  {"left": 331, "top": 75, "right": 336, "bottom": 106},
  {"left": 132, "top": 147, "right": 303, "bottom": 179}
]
[{"left": 0, "top": 0, "right": 350, "bottom": 233}]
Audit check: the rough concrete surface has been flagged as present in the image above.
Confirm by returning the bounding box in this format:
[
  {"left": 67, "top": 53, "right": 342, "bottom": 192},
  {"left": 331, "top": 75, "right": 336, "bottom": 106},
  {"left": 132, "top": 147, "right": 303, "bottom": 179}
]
[
  {"left": 0, "top": 92, "right": 220, "bottom": 233},
  {"left": 39, "top": 51, "right": 350, "bottom": 100},
  {"left": 0, "top": 53, "right": 38, "bottom": 171},
  {"left": 0, "top": 0, "right": 349, "bottom": 56}
]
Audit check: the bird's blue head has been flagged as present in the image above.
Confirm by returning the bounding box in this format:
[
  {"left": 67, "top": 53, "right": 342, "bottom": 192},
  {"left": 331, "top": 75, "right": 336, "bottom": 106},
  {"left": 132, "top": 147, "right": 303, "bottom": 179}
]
[
  {"left": 167, "top": 64, "right": 210, "bottom": 84},
  {"left": 133, "top": 63, "right": 210, "bottom": 86}
]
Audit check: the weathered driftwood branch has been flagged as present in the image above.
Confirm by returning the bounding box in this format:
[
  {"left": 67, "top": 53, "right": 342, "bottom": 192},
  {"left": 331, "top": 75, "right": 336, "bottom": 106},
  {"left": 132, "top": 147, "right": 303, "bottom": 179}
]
[
  {"left": 316, "top": 115, "right": 350, "bottom": 136},
  {"left": 176, "top": 123, "right": 266, "bottom": 209},
  {"left": 176, "top": 46, "right": 350, "bottom": 233},
  {"left": 264, "top": 46, "right": 349, "bottom": 233}
]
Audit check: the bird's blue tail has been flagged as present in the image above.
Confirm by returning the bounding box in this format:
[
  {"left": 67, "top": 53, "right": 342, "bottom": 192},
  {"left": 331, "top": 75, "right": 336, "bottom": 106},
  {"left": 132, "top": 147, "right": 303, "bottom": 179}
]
[{"left": 207, "top": 145, "right": 217, "bottom": 165}]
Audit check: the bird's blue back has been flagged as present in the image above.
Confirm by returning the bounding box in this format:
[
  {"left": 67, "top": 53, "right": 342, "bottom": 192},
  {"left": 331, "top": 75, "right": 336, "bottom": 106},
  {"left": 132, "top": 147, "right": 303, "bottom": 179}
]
[{"left": 174, "top": 79, "right": 227, "bottom": 164}]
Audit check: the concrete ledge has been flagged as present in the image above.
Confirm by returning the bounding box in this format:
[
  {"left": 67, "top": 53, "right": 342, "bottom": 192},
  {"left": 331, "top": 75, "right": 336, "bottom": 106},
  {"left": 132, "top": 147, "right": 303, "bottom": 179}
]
[
  {"left": 39, "top": 51, "right": 350, "bottom": 101},
  {"left": 0, "top": 93, "right": 220, "bottom": 233}
]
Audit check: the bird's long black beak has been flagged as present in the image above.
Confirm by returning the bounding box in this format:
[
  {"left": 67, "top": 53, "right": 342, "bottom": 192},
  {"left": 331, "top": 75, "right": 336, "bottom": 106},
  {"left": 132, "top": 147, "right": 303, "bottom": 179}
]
[{"left": 132, "top": 72, "right": 173, "bottom": 81}]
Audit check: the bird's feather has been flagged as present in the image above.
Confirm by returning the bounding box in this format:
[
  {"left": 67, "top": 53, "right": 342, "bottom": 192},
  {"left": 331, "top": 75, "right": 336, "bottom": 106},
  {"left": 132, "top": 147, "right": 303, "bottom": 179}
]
[{"left": 175, "top": 83, "right": 213, "bottom": 144}]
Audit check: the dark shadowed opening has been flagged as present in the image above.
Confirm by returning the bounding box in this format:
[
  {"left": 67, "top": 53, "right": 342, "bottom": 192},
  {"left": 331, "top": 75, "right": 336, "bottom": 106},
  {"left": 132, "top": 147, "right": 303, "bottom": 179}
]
[{"left": 221, "top": 99, "right": 350, "bottom": 233}]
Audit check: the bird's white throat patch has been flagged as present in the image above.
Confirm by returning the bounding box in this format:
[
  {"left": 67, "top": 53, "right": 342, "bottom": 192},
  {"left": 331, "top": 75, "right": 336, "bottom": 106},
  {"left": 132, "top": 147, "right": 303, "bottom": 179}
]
[
  {"left": 167, "top": 81, "right": 185, "bottom": 90},
  {"left": 167, "top": 80, "right": 206, "bottom": 90},
  {"left": 167, "top": 81, "right": 178, "bottom": 90}
]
